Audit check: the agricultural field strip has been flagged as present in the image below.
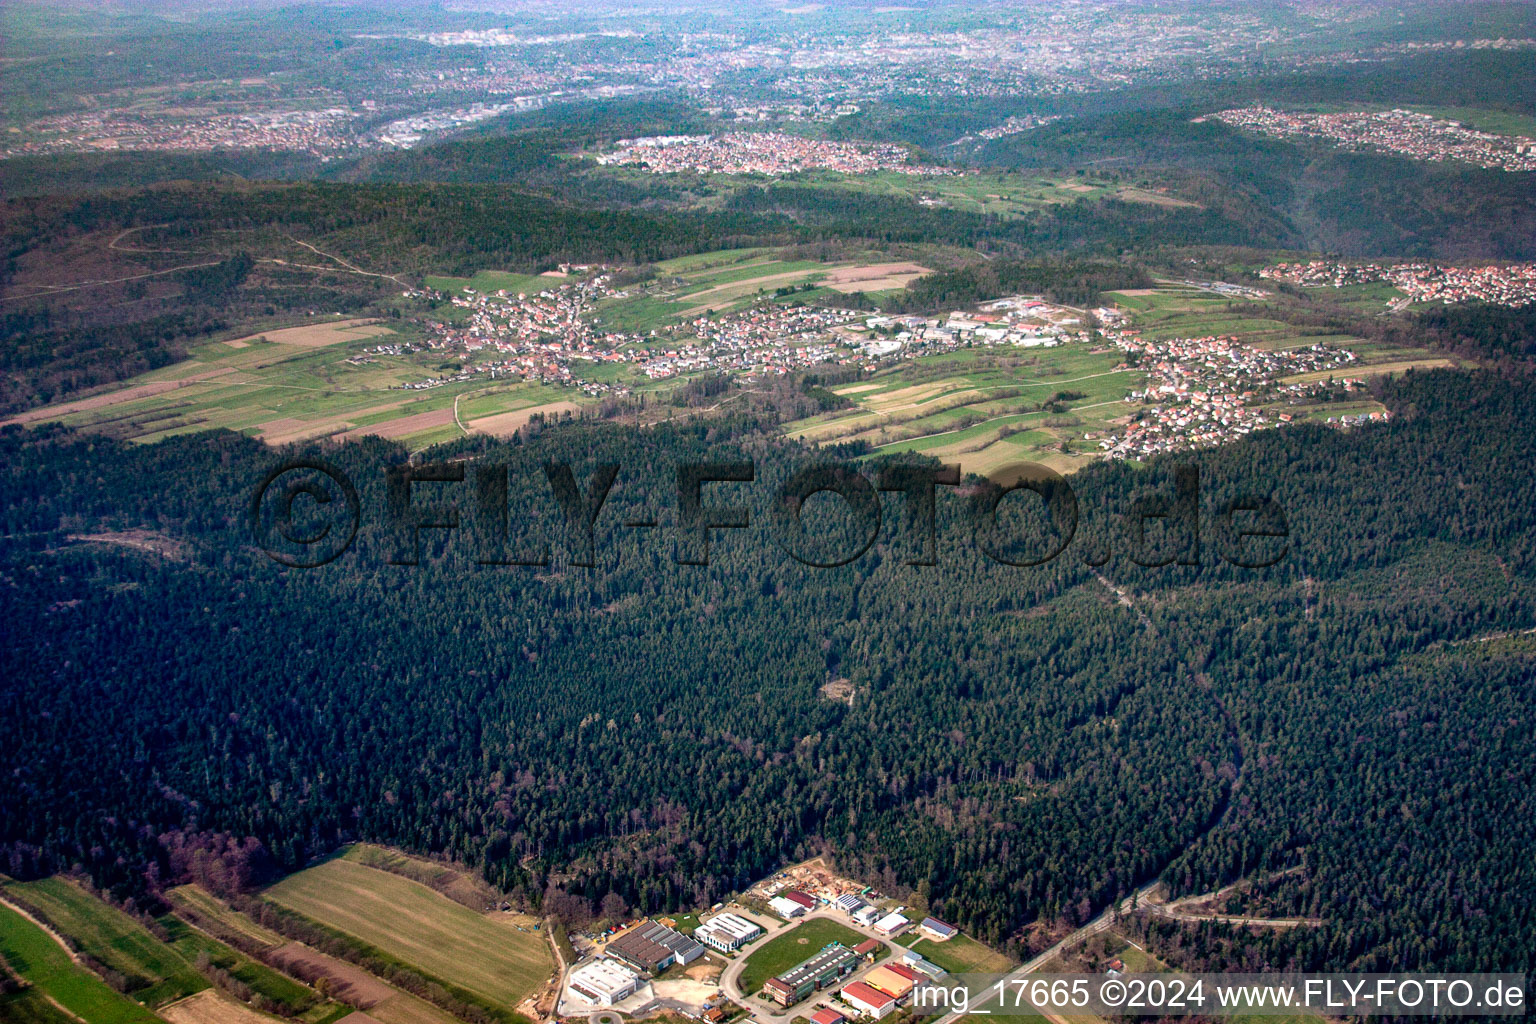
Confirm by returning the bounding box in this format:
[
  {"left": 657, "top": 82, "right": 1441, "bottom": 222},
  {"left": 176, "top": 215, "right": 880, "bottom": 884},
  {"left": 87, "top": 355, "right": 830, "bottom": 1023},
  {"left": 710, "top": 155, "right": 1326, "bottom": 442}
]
[
  {"left": 0, "top": 902, "right": 167, "bottom": 1024},
  {"left": 262, "top": 858, "right": 550, "bottom": 1009},
  {"left": 3, "top": 879, "right": 209, "bottom": 1008},
  {"left": 792, "top": 369, "right": 1140, "bottom": 445}
]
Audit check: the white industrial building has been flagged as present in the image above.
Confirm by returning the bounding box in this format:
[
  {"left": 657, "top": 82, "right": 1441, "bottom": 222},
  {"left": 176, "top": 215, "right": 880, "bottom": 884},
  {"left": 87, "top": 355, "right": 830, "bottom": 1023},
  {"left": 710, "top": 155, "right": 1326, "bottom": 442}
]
[
  {"left": 569, "top": 958, "right": 641, "bottom": 1005},
  {"left": 841, "top": 981, "right": 897, "bottom": 1019},
  {"left": 769, "top": 894, "right": 808, "bottom": 918},
  {"left": 872, "top": 911, "right": 909, "bottom": 936},
  {"left": 696, "top": 912, "right": 763, "bottom": 952}
]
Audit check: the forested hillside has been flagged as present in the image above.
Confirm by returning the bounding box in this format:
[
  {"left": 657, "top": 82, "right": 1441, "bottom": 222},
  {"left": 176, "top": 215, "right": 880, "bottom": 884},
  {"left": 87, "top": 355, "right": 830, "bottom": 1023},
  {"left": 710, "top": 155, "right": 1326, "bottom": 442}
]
[{"left": 2, "top": 368, "right": 1532, "bottom": 973}]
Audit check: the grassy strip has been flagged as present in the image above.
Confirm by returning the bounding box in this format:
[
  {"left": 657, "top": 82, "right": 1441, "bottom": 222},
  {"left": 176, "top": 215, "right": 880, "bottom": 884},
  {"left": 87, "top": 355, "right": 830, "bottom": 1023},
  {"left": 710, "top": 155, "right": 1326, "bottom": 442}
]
[
  {"left": 1, "top": 879, "right": 206, "bottom": 1008},
  {"left": 0, "top": 902, "right": 165, "bottom": 1024}
]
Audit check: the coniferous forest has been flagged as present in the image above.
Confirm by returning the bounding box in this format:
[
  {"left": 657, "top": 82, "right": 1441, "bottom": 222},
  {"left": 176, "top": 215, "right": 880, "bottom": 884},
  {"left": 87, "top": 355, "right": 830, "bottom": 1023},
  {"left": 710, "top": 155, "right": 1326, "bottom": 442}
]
[{"left": 2, "top": 368, "right": 1533, "bottom": 974}]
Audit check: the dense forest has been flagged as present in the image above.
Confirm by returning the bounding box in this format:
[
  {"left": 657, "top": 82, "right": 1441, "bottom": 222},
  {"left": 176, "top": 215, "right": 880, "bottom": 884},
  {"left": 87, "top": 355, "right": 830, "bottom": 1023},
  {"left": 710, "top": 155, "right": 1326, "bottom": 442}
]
[
  {"left": 2, "top": 368, "right": 1533, "bottom": 974},
  {"left": 836, "top": 259, "right": 1152, "bottom": 312}
]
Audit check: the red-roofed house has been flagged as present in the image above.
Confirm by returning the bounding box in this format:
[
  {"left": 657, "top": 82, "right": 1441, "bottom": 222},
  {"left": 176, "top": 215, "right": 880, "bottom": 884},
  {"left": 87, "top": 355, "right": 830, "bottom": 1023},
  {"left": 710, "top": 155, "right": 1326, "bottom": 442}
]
[
  {"left": 841, "top": 982, "right": 896, "bottom": 1019},
  {"left": 811, "top": 1009, "right": 847, "bottom": 1024}
]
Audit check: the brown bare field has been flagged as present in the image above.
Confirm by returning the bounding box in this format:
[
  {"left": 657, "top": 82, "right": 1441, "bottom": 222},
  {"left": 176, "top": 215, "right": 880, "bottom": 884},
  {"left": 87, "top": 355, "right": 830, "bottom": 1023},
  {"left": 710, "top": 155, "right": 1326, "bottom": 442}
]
[
  {"left": 0, "top": 367, "right": 236, "bottom": 426},
  {"left": 466, "top": 401, "right": 583, "bottom": 438},
  {"left": 159, "top": 990, "right": 278, "bottom": 1024},
  {"left": 268, "top": 944, "right": 395, "bottom": 1007},
  {"left": 222, "top": 319, "right": 394, "bottom": 349},
  {"left": 1113, "top": 187, "right": 1201, "bottom": 208},
  {"left": 266, "top": 946, "right": 462, "bottom": 1024},
  {"left": 823, "top": 262, "right": 931, "bottom": 293},
  {"left": 336, "top": 1015, "right": 383, "bottom": 1024},
  {"left": 832, "top": 383, "right": 886, "bottom": 396},
  {"left": 256, "top": 402, "right": 409, "bottom": 444},
  {"left": 337, "top": 408, "right": 456, "bottom": 441}
]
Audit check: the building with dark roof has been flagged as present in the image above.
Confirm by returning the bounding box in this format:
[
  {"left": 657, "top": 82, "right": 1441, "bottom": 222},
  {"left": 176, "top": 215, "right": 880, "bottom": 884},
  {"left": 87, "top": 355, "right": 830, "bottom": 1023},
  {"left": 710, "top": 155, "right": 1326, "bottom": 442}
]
[
  {"left": 606, "top": 920, "right": 705, "bottom": 974},
  {"left": 918, "top": 917, "right": 957, "bottom": 940}
]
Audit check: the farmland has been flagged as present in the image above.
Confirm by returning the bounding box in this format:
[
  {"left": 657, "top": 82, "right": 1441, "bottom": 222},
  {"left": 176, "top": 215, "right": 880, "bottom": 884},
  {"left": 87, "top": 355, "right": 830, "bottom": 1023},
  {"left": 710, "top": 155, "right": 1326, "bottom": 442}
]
[
  {"left": 588, "top": 163, "right": 1140, "bottom": 220},
  {"left": 155, "top": 914, "right": 343, "bottom": 1024},
  {"left": 783, "top": 344, "right": 1142, "bottom": 479},
  {"left": 424, "top": 270, "right": 559, "bottom": 297},
  {"left": 158, "top": 989, "right": 290, "bottom": 1024},
  {"left": 0, "top": 315, "right": 592, "bottom": 450},
  {"left": 167, "top": 879, "right": 503, "bottom": 1024},
  {"left": 592, "top": 247, "right": 935, "bottom": 331},
  {"left": 0, "top": 902, "right": 166, "bottom": 1024},
  {"left": 262, "top": 856, "right": 552, "bottom": 1011},
  {"left": 2, "top": 878, "right": 207, "bottom": 1009},
  {"left": 736, "top": 919, "right": 868, "bottom": 996}
]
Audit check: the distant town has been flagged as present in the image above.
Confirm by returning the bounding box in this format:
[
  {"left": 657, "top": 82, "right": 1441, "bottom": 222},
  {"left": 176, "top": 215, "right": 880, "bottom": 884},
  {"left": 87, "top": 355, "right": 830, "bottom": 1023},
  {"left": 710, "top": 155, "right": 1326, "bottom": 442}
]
[
  {"left": 1209, "top": 107, "right": 1536, "bottom": 171},
  {"left": 1098, "top": 330, "right": 1368, "bottom": 460},
  {"left": 389, "top": 264, "right": 1384, "bottom": 461},
  {"left": 1261, "top": 260, "right": 1536, "bottom": 306},
  {"left": 594, "top": 133, "right": 952, "bottom": 177}
]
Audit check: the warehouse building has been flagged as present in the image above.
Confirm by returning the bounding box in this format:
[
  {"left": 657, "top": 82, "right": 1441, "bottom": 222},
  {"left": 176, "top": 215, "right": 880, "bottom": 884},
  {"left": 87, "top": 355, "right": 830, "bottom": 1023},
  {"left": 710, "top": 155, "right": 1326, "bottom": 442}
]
[
  {"left": 569, "top": 958, "right": 641, "bottom": 1005},
  {"left": 696, "top": 912, "right": 762, "bottom": 952},
  {"left": 865, "top": 963, "right": 926, "bottom": 1001},
  {"left": 840, "top": 981, "right": 897, "bottom": 1019},
  {"left": 872, "top": 911, "right": 909, "bottom": 936},
  {"left": 769, "top": 895, "right": 808, "bottom": 918},
  {"left": 918, "top": 917, "right": 957, "bottom": 941},
  {"left": 606, "top": 920, "right": 705, "bottom": 973},
  {"left": 764, "top": 943, "right": 861, "bottom": 1006}
]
